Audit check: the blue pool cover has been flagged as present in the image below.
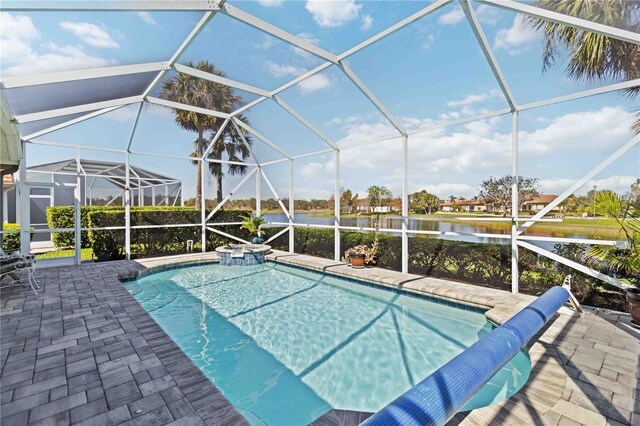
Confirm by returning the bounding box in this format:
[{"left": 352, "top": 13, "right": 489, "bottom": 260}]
[{"left": 363, "top": 286, "right": 569, "bottom": 426}]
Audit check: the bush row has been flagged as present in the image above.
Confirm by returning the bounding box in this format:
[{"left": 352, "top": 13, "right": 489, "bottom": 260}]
[
  {"left": 88, "top": 209, "right": 252, "bottom": 259},
  {"left": 270, "top": 228, "right": 603, "bottom": 302},
  {"left": 1, "top": 223, "right": 20, "bottom": 253}
]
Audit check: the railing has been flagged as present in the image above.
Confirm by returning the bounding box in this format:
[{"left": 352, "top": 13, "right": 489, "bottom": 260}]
[{"left": 363, "top": 286, "right": 570, "bottom": 426}]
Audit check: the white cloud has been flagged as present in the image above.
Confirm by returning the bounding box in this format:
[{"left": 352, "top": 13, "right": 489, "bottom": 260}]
[
  {"left": 476, "top": 5, "right": 499, "bottom": 26},
  {"left": 300, "top": 162, "right": 324, "bottom": 178},
  {"left": 136, "top": 11, "right": 157, "bottom": 25},
  {"left": 305, "top": 0, "right": 362, "bottom": 28},
  {"left": 361, "top": 14, "right": 373, "bottom": 31},
  {"left": 298, "top": 74, "right": 333, "bottom": 94},
  {"left": 494, "top": 14, "right": 542, "bottom": 54},
  {"left": 329, "top": 106, "right": 635, "bottom": 198},
  {"left": 446, "top": 89, "right": 501, "bottom": 108},
  {"left": 0, "top": 12, "right": 40, "bottom": 64},
  {"left": 539, "top": 176, "right": 637, "bottom": 196},
  {"left": 60, "top": 21, "right": 120, "bottom": 48},
  {"left": 257, "top": 0, "right": 283, "bottom": 6},
  {"left": 253, "top": 35, "right": 275, "bottom": 50},
  {"left": 421, "top": 34, "right": 435, "bottom": 50},
  {"left": 2, "top": 42, "right": 117, "bottom": 76},
  {"left": 265, "top": 61, "right": 305, "bottom": 77},
  {"left": 438, "top": 6, "right": 465, "bottom": 25}
]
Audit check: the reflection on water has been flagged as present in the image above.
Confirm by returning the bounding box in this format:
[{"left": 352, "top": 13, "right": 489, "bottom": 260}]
[{"left": 264, "top": 212, "right": 620, "bottom": 251}]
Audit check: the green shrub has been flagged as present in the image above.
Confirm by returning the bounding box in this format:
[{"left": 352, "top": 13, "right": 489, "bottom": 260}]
[
  {"left": 87, "top": 208, "right": 251, "bottom": 259},
  {"left": 2, "top": 223, "right": 21, "bottom": 253},
  {"left": 47, "top": 206, "right": 123, "bottom": 248}
]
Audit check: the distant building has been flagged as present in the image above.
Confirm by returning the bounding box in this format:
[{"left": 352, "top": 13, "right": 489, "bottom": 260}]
[
  {"left": 522, "top": 194, "right": 559, "bottom": 212},
  {"left": 356, "top": 197, "right": 398, "bottom": 213},
  {"left": 440, "top": 199, "right": 488, "bottom": 213}
]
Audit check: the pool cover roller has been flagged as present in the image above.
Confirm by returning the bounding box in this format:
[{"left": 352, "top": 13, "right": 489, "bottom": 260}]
[{"left": 363, "top": 286, "right": 569, "bottom": 426}]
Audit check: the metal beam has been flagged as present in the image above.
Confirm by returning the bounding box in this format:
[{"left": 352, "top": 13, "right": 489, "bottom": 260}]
[
  {"left": 205, "top": 167, "right": 257, "bottom": 221},
  {"left": 174, "top": 63, "right": 272, "bottom": 98},
  {"left": 460, "top": 0, "right": 517, "bottom": 111},
  {"left": 230, "top": 119, "right": 260, "bottom": 164},
  {"left": 519, "top": 133, "right": 640, "bottom": 233},
  {"left": 1, "top": 1, "right": 222, "bottom": 10},
  {"left": 518, "top": 241, "right": 630, "bottom": 290},
  {"left": 338, "top": 61, "right": 406, "bottom": 135},
  {"left": 14, "top": 96, "right": 142, "bottom": 123},
  {"left": 233, "top": 117, "right": 291, "bottom": 159},
  {"left": 334, "top": 150, "right": 340, "bottom": 261},
  {"left": 206, "top": 226, "right": 250, "bottom": 244},
  {"left": 272, "top": 95, "right": 338, "bottom": 150},
  {"left": 220, "top": 3, "right": 337, "bottom": 63},
  {"left": 1, "top": 62, "right": 168, "bottom": 89},
  {"left": 261, "top": 169, "right": 292, "bottom": 220},
  {"left": 265, "top": 226, "right": 289, "bottom": 244},
  {"left": 126, "top": 102, "right": 144, "bottom": 152},
  {"left": 401, "top": 135, "right": 408, "bottom": 274},
  {"left": 510, "top": 111, "right": 519, "bottom": 293},
  {"left": 519, "top": 79, "right": 640, "bottom": 111},
  {"left": 478, "top": 0, "right": 640, "bottom": 45},
  {"left": 202, "top": 118, "right": 230, "bottom": 159},
  {"left": 146, "top": 96, "right": 229, "bottom": 119},
  {"left": 337, "top": 0, "right": 452, "bottom": 60},
  {"left": 22, "top": 106, "right": 123, "bottom": 140}
]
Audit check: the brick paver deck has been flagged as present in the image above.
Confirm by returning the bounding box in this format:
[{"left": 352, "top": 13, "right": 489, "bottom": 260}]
[{"left": 1, "top": 251, "right": 638, "bottom": 425}]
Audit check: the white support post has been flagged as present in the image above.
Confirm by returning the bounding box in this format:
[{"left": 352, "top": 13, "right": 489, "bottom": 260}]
[
  {"left": 256, "top": 167, "right": 261, "bottom": 214},
  {"left": 74, "top": 149, "right": 82, "bottom": 265},
  {"left": 289, "top": 159, "right": 294, "bottom": 253},
  {"left": 511, "top": 112, "right": 519, "bottom": 293},
  {"left": 18, "top": 144, "right": 30, "bottom": 254},
  {"left": 14, "top": 96, "right": 142, "bottom": 124},
  {"left": 261, "top": 170, "right": 291, "bottom": 220},
  {"left": 334, "top": 150, "right": 341, "bottom": 261},
  {"left": 125, "top": 152, "right": 131, "bottom": 260},
  {"left": 200, "top": 159, "right": 206, "bottom": 252},
  {"left": 401, "top": 135, "right": 409, "bottom": 274}
]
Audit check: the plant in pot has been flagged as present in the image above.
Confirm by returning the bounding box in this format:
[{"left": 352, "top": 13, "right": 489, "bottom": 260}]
[
  {"left": 584, "top": 192, "right": 640, "bottom": 324},
  {"left": 240, "top": 213, "right": 266, "bottom": 244},
  {"left": 344, "top": 245, "right": 369, "bottom": 269}
]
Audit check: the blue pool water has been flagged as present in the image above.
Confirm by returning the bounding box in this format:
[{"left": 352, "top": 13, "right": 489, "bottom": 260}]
[{"left": 124, "top": 263, "right": 530, "bottom": 425}]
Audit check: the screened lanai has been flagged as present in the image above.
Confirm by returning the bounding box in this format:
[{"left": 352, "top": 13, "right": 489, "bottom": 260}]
[{"left": 0, "top": 0, "right": 638, "bottom": 292}]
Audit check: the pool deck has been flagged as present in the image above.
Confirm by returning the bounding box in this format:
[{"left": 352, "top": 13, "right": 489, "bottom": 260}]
[{"left": 1, "top": 250, "right": 638, "bottom": 425}]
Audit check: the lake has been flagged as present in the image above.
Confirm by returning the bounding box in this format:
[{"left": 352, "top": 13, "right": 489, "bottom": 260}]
[{"left": 263, "top": 212, "right": 621, "bottom": 252}]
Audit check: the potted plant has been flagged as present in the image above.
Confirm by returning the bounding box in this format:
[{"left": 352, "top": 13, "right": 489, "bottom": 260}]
[
  {"left": 240, "top": 213, "right": 266, "bottom": 244},
  {"left": 344, "top": 245, "right": 368, "bottom": 269},
  {"left": 584, "top": 192, "right": 640, "bottom": 324}
]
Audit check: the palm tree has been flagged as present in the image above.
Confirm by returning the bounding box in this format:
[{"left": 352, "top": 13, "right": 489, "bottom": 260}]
[
  {"left": 160, "top": 61, "right": 248, "bottom": 208},
  {"left": 204, "top": 113, "right": 253, "bottom": 203},
  {"left": 529, "top": 1, "right": 640, "bottom": 131}
]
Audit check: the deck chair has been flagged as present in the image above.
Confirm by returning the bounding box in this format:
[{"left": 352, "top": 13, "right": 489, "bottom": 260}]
[{"left": 1, "top": 249, "right": 39, "bottom": 295}]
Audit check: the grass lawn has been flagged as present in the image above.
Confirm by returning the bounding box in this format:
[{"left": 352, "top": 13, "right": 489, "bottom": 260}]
[{"left": 36, "top": 248, "right": 94, "bottom": 261}]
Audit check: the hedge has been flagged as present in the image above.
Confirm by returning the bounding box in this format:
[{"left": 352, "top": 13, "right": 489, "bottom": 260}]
[
  {"left": 47, "top": 206, "right": 123, "bottom": 248},
  {"left": 270, "top": 228, "right": 605, "bottom": 302},
  {"left": 88, "top": 209, "right": 253, "bottom": 259},
  {"left": 1, "top": 223, "right": 21, "bottom": 253}
]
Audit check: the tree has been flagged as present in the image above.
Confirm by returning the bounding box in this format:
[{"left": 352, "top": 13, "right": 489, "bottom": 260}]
[
  {"left": 160, "top": 61, "right": 250, "bottom": 207},
  {"left": 630, "top": 178, "right": 640, "bottom": 207},
  {"left": 529, "top": 0, "right": 640, "bottom": 132},
  {"left": 340, "top": 188, "right": 359, "bottom": 214},
  {"left": 410, "top": 190, "right": 440, "bottom": 214},
  {"left": 203, "top": 114, "right": 253, "bottom": 203},
  {"left": 585, "top": 191, "right": 639, "bottom": 285},
  {"left": 367, "top": 185, "right": 393, "bottom": 212},
  {"left": 479, "top": 175, "right": 539, "bottom": 216}
]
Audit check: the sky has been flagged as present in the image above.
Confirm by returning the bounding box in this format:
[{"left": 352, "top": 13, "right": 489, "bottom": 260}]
[{"left": 2, "top": 0, "right": 639, "bottom": 204}]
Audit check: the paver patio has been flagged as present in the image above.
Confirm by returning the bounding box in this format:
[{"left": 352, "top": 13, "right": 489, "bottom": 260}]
[{"left": 1, "top": 252, "right": 638, "bottom": 425}]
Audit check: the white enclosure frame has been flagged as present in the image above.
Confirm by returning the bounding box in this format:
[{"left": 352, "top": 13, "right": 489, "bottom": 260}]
[{"left": 1, "top": 0, "right": 639, "bottom": 291}]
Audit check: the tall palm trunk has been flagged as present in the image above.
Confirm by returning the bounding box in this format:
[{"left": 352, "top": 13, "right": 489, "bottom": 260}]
[{"left": 216, "top": 173, "right": 223, "bottom": 203}]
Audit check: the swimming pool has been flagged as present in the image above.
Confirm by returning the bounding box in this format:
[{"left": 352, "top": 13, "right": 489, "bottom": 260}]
[{"left": 124, "top": 262, "right": 530, "bottom": 425}]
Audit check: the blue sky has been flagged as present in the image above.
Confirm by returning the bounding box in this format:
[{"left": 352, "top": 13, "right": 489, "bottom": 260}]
[{"left": 1, "top": 0, "right": 638, "bottom": 203}]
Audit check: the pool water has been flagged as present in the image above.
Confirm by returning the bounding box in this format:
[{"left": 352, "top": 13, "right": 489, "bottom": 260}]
[{"left": 124, "top": 263, "right": 530, "bottom": 425}]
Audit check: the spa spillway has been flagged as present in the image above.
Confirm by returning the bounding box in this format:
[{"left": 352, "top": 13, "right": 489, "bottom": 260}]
[{"left": 215, "top": 244, "right": 271, "bottom": 266}]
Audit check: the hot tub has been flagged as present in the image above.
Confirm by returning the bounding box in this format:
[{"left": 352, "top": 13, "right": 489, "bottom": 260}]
[{"left": 215, "top": 244, "right": 271, "bottom": 266}]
